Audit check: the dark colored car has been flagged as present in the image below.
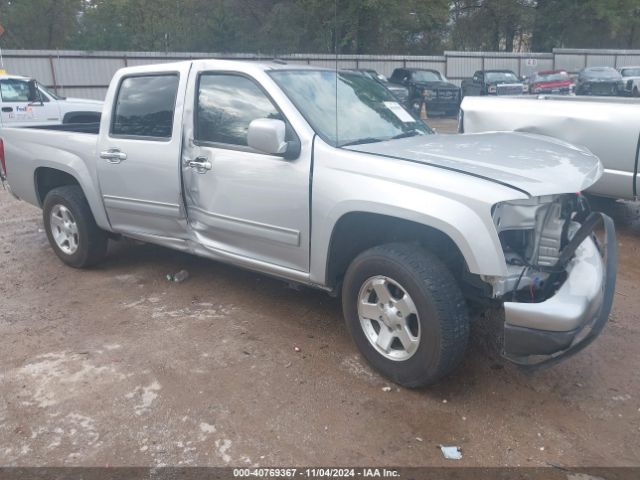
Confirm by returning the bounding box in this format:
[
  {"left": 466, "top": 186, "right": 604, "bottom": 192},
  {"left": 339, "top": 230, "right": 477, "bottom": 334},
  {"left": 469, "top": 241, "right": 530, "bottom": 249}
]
[
  {"left": 528, "top": 70, "right": 574, "bottom": 95},
  {"left": 349, "top": 69, "right": 409, "bottom": 105},
  {"left": 389, "top": 68, "right": 461, "bottom": 116},
  {"left": 461, "top": 70, "right": 527, "bottom": 97},
  {"left": 575, "top": 67, "right": 625, "bottom": 96}
]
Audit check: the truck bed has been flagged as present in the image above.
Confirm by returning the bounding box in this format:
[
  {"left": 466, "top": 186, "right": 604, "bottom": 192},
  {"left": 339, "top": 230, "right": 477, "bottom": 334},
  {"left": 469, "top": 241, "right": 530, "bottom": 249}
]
[
  {"left": 460, "top": 95, "right": 640, "bottom": 199},
  {"left": 28, "top": 122, "right": 100, "bottom": 134}
]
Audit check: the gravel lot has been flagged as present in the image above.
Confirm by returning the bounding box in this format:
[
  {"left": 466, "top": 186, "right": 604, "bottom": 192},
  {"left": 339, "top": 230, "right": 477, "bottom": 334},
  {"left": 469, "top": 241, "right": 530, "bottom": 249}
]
[{"left": 1, "top": 118, "right": 639, "bottom": 467}]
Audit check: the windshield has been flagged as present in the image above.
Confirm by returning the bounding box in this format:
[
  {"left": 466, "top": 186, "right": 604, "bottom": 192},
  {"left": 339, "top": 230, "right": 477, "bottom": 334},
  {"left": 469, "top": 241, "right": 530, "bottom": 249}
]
[
  {"left": 534, "top": 71, "right": 569, "bottom": 82},
  {"left": 412, "top": 70, "right": 442, "bottom": 82},
  {"left": 38, "top": 84, "right": 62, "bottom": 100},
  {"left": 621, "top": 68, "right": 640, "bottom": 77},
  {"left": 485, "top": 71, "right": 519, "bottom": 83},
  {"left": 269, "top": 70, "right": 430, "bottom": 147}
]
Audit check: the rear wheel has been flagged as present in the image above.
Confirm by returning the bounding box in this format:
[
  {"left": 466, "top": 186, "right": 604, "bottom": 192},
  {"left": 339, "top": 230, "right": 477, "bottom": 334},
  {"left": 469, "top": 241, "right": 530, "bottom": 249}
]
[
  {"left": 43, "top": 185, "right": 108, "bottom": 268},
  {"left": 342, "top": 243, "right": 469, "bottom": 387}
]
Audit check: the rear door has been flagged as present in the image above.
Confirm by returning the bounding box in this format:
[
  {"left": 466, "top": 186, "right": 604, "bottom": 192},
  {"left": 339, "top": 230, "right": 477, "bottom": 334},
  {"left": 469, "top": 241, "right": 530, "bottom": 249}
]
[
  {"left": 0, "top": 78, "right": 61, "bottom": 126},
  {"left": 96, "top": 63, "right": 191, "bottom": 237},
  {"left": 181, "top": 68, "right": 311, "bottom": 273}
]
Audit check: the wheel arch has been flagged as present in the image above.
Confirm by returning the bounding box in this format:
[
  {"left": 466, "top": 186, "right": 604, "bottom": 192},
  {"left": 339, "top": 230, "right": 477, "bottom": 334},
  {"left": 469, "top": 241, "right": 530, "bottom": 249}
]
[
  {"left": 33, "top": 164, "right": 111, "bottom": 231},
  {"left": 62, "top": 111, "right": 101, "bottom": 124},
  {"left": 322, "top": 210, "right": 487, "bottom": 290}
]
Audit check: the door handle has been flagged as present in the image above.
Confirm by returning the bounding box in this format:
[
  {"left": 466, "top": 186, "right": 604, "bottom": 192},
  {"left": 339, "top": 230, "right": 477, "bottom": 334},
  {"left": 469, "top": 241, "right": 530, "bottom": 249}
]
[
  {"left": 2, "top": 107, "right": 12, "bottom": 113},
  {"left": 100, "top": 149, "right": 127, "bottom": 164},
  {"left": 186, "top": 156, "right": 212, "bottom": 174}
]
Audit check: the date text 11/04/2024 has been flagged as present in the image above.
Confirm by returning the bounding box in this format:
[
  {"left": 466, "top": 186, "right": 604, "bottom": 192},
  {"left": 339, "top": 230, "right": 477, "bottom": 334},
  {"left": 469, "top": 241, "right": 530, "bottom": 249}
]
[{"left": 233, "top": 468, "right": 400, "bottom": 478}]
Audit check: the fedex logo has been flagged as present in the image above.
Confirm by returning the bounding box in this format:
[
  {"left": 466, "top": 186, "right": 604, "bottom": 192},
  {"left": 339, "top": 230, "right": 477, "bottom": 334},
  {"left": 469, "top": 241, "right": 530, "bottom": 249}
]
[{"left": 16, "top": 106, "right": 32, "bottom": 113}]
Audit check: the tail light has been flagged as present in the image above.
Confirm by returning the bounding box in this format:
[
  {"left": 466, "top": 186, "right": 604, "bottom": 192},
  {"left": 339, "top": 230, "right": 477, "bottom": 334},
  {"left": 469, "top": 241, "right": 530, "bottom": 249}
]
[{"left": 0, "top": 139, "right": 6, "bottom": 180}]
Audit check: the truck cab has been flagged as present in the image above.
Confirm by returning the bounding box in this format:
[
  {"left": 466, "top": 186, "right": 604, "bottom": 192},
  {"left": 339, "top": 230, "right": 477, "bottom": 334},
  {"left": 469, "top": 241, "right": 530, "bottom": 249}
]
[{"left": 0, "top": 73, "right": 102, "bottom": 126}]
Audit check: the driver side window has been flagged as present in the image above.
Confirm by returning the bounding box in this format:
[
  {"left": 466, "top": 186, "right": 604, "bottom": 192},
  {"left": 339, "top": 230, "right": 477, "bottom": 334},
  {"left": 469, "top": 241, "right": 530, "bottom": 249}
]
[{"left": 196, "top": 73, "right": 283, "bottom": 147}]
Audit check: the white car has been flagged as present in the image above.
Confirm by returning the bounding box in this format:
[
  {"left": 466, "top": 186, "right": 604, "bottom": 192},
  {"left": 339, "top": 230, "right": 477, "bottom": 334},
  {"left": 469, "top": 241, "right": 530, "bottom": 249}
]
[
  {"left": 0, "top": 73, "right": 103, "bottom": 127},
  {"left": 619, "top": 66, "right": 640, "bottom": 97}
]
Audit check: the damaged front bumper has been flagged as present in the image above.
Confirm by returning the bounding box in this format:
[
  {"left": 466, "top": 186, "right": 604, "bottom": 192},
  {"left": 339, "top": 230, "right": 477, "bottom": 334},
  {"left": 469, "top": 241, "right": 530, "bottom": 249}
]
[{"left": 502, "top": 212, "right": 617, "bottom": 368}]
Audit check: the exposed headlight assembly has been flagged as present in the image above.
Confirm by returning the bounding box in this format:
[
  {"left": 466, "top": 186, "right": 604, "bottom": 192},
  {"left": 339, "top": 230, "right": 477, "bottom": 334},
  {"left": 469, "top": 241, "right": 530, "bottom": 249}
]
[{"left": 489, "top": 194, "right": 590, "bottom": 298}]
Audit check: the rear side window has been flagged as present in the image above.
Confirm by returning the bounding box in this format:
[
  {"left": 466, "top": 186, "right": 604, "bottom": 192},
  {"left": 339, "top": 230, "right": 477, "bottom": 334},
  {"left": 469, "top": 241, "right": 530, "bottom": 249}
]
[
  {"left": 111, "top": 74, "right": 179, "bottom": 139},
  {"left": 195, "top": 73, "right": 283, "bottom": 147}
]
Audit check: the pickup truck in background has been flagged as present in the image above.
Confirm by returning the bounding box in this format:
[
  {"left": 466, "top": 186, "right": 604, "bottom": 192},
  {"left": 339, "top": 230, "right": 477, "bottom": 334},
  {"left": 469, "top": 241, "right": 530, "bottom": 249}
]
[
  {"left": 0, "top": 60, "right": 616, "bottom": 387},
  {"left": 460, "top": 95, "right": 639, "bottom": 200},
  {"left": 0, "top": 73, "right": 102, "bottom": 126},
  {"left": 388, "top": 68, "right": 461, "bottom": 116},
  {"left": 619, "top": 66, "right": 640, "bottom": 97},
  {"left": 461, "top": 69, "right": 527, "bottom": 97}
]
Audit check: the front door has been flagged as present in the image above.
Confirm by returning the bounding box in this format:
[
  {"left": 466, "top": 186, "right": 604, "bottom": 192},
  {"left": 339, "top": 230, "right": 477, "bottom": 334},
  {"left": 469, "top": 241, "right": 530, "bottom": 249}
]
[
  {"left": 182, "top": 71, "right": 311, "bottom": 273},
  {"left": 0, "top": 78, "right": 60, "bottom": 126},
  {"left": 96, "top": 64, "right": 191, "bottom": 238}
]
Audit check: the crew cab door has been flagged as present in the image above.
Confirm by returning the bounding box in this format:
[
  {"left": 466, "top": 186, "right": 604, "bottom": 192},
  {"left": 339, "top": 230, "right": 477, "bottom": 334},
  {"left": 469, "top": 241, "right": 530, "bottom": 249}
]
[
  {"left": 0, "top": 78, "right": 61, "bottom": 126},
  {"left": 96, "top": 63, "right": 191, "bottom": 238},
  {"left": 181, "top": 68, "right": 311, "bottom": 273}
]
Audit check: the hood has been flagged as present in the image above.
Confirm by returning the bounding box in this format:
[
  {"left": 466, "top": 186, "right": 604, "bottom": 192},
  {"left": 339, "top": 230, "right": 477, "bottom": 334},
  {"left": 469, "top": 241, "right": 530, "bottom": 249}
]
[
  {"left": 414, "top": 81, "right": 458, "bottom": 90},
  {"left": 63, "top": 97, "right": 104, "bottom": 107},
  {"left": 385, "top": 83, "right": 408, "bottom": 93},
  {"left": 581, "top": 76, "right": 621, "bottom": 83},
  {"left": 346, "top": 132, "right": 602, "bottom": 197},
  {"left": 489, "top": 81, "right": 524, "bottom": 87},
  {"left": 532, "top": 80, "right": 572, "bottom": 89}
]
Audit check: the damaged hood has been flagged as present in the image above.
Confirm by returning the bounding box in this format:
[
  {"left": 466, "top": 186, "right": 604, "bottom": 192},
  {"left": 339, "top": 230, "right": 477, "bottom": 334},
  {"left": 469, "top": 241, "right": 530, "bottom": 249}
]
[{"left": 346, "top": 132, "right": 603, "bottom": 197}]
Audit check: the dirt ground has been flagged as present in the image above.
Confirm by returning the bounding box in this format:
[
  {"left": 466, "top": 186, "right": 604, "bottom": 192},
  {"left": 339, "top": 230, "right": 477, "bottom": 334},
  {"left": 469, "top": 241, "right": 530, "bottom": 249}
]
[{"left": 0, "top": 118, "right": 639, "bottom": 468}]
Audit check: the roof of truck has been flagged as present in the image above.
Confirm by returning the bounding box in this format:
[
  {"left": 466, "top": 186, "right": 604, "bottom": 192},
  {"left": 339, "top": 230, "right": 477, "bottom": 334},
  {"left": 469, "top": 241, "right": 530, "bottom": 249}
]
[{"left": 0, "top": 73, "right": 31, "bottom": 80}]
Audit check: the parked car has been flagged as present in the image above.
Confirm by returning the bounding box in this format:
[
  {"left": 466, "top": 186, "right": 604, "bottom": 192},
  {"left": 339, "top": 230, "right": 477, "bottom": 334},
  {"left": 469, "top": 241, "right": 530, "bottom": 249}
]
[
  {"left": 0, "top": 60, "right": 615, "bottom": 387},
  {"left": 0, "top": 73, "right": 102, "bottom": 126},
  {"left": 461, "top": 70, "right": 527, "bottom": 97},
  {"left": 349, "top": 69, "right": 409, "bottom": 105},
  {"left": 618, "top": 66, "right": 640, "bottom": 97},
  {"left": 460, "top": 94, "right": 639, "bottom": 199},
  {"left": 527, "top": 70, "right": 574, "bottom": 95},
  {"left": 575, "top": 67, "right": 625, "bottom": 96},
  {"left": 388, "top": 68, "right": 460, "bottom": 116}
]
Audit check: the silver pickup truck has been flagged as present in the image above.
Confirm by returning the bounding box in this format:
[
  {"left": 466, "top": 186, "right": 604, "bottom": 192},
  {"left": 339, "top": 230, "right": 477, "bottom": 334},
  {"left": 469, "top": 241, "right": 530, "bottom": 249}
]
[
  {"left": 0, "top": 60, "right": 616, "bottom": 387},
  {"left": 460, "top": 95, "right": 640, "bottom": 200}
]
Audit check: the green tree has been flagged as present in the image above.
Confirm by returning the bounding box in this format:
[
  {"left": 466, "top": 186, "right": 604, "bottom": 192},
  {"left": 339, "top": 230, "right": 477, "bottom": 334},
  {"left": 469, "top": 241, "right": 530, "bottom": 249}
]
[
  {"left": 531, "top": 0, "right": 640, "bottom": 51},
  {"left": 0, "top": 0, "right": 83, "bottom": 49},
  {"left": 450, "top": 0, "right": 536, "bottom": 52}
]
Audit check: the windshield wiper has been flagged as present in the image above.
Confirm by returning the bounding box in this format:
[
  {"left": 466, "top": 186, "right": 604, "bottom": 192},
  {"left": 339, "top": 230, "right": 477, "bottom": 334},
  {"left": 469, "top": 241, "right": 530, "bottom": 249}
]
[
  {"left": 391, "top": 129, "right": 425, "bottom": 140},
  {"left": 339, "top": 137, "right": 384, "bottom": 147}
]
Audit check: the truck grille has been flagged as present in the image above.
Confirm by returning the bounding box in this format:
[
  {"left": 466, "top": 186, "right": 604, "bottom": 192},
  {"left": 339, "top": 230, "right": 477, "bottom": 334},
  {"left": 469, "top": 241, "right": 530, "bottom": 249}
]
[
  {"left": 496, "top": 84, "right": 523, "bottom": 95},
  {"left": 437, "top": 90, "right": 457, "bottom": 100},
  {"left": 590, "top": 82, "right": 617, "bottom": 95}
]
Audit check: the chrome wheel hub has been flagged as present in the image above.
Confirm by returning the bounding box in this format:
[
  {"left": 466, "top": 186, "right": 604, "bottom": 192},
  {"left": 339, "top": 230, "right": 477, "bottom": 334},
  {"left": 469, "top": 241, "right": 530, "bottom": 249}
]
[
  {"left": 357, "top": 276, "right": 421, "bottom": 361},
  {"left": 50, "top": 205, "right": 79, "bottom": 255}
]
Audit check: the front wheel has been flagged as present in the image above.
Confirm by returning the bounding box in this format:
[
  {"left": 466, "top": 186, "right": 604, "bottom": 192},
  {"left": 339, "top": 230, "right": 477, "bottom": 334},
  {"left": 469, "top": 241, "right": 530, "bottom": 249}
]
[
  {"left": 43, "top": 185, "right": 108, "bottom": 268},
  {"left": 342, "top": 243, "right": 469, "bottom": 387}
]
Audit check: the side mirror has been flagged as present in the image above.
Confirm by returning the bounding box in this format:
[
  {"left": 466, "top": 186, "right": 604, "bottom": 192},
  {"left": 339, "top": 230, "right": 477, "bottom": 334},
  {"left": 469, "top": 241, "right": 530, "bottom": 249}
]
[
  {"left": 248, "top": 118, "right": 287, "bottom": 155},
  {"left": 247, "top": 118, "right": 300, "bottom": 159}
]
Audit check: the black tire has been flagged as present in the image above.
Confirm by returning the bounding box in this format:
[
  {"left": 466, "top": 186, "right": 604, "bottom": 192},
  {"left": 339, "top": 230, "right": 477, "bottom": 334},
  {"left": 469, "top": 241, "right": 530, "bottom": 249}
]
[
  {"left": 342, "top": 243, "right": 469, "bottom": 388},
  {"left": 43, "top": 185, "right": 108, "bottom": 268}
]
